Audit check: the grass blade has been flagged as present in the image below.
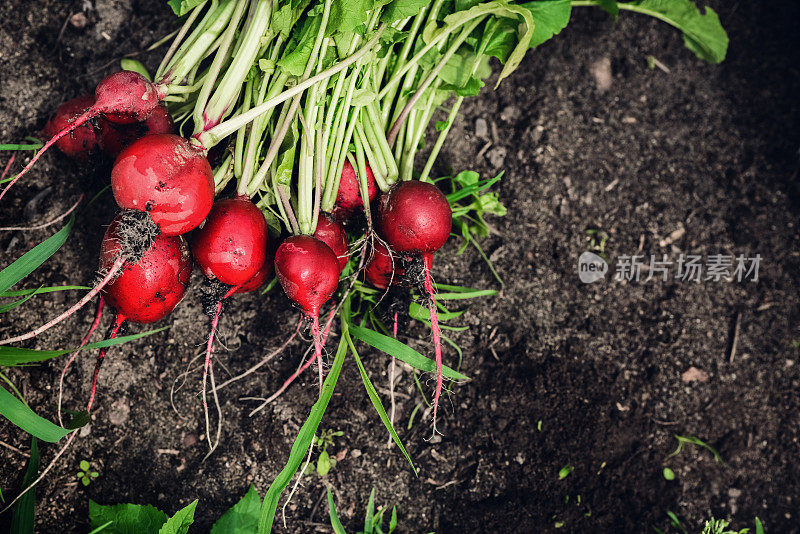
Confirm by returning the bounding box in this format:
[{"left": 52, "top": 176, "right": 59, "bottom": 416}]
[
  {"left": 0, "top": 285, "right": 89, "bottom": 298},
  {"left": 0, "top": 216, "right": 74, "bottom": 295},
  {"left": 0, "top": 326, "right": 169, "bottom": 366},
  {"left": 349, "top": 324, "right": 468, "bottom": 380},
  {"left": 343, "top": 324, "right": 417, "bottom": 475},
  {"left": 364, "top": 488, "right": 375, "bottom": 534},
  {"left": 258, "top": 335, "right": 347, "bottom": 534},
  {"left": 10, "top": 437, "right": 39, "bottom": 534},
  {"left": 0, "top": 386, "right": 73, "bottom": 442},
  {"left": 327, "top": 488, "right": 347, "bottom": 534}
]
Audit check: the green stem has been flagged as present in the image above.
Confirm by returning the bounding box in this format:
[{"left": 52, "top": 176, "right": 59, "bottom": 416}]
[
  {"left": 380, "top": 5, "right": 431, "bottom": 125},
  {"left": 387, "top": 19, "right": 481, "bottom": 147},
  {"left": 160, "top": 0, "right": 235, "bottom": 87},
  {"left": 353, "top": 133, "right": 372, "bottom": 224},
  {"left": 202, "top": 0, "right": 273, "bottom": 131},
  {"left": 233, "top": 76, "right": 254, "bottom": 179},
  {"left": 572, "top": 1, "right": 692, "bottom": 33},
  {"left": 156, "top": 0, "right": 208, "bottom": 81},
  {"left": 198, "top": 26, "right": 386, "bottom": 149},
  {"left": 190, "top": 0, "right": 247, "bottom": 130},
  {"left": 419, "top": 96, "right": 462, "bottom": 182}
]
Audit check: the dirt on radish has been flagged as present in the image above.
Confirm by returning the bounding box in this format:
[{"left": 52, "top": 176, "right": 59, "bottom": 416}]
[{"left": 1, "top": 1, "right": 799, "bottom": 533}]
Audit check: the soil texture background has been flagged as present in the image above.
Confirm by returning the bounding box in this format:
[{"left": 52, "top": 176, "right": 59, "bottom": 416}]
[{"left": 1, "top": 1, "right": 799, "bottom": 532}]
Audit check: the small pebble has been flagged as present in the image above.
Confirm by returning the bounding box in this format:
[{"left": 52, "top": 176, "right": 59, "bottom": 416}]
[
  {"left": 681, "top": 366, "right": 709, "bottom": 383},
  {"left": 475, "top": 118, "right": 489, "bottom": 139},
  {"left": 590, "top": 57, "right": 613, "bottom": 91},
  {"left": 108, "top": 398, "right": 130, "bottom": 425},
  {"left": 70, "top": 12, "right": 88, "bottom": 29},
  {"left": 183, "top": 433, "right": 198, "bottom": 448}
]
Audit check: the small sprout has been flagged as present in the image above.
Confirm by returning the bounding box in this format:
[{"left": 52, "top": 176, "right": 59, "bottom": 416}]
[
  {"left": 558, "top": 465, "right": 574, "bottom": 480},
  {"left": 77, "top": 459, "right": 99, "bottom": 486},
  {"left": 597, "top": 461, "right": 607, "bottom": 475},
  {"left": 663, "top": 467, "right": 675, "bottom": 481},
  {"left": 317, "top": 450, "right": 331, "bottom": 476},
  {"left": 554, "top": 521, "right": 564, "bottom": 528},
  {"left": 537, "top": 420, "right": 542, "bottom": 431}
]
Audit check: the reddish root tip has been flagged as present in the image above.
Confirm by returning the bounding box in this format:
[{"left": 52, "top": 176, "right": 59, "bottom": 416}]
[
  {"left": 0, "top": 109, "right": 94, "bottom": 203},
  {"left": 0, "top": 256, "right": 124, "bottom": 346},
  {"left": 310, "top": 314, "right": 324, "bottom": 395},
  {"left": 86, "top": 312, "right": 126, "bottom": 413},
  {"left": 59, "top": 297, "right": 105, "bottom": 426},
  {"left": 423, "top": 264, "right": 443, "bottom": 436}
]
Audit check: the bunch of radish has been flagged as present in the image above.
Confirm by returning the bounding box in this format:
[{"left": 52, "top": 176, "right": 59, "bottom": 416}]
[{"left": 0, "top": 0, "right": 728, "bottom": 446}]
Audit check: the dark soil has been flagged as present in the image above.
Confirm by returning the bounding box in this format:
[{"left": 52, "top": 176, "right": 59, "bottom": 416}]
[{"left": 1, "top": 1, "right": 799, "bottom": 533}]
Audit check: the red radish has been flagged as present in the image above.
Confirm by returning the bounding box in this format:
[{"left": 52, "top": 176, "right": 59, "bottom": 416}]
[
  {"left": 42, "top": 95, "right": 97, "bottom": 161},
  {"left": 111, "top": 134, "right": 214, "bottom": 236},
  {"left": 192, "top": 197, "right": 268, "bottom": 286},
  {"left": 0, "top": 71, "right": 162, "bottom": 202},
  {"left": 378, "top": 180, "right": 452, "bottom": 434},
  {"left": 274, "top": 235, "right": 340, "bottom": 390},
  {"left": 365, "top": 240, "right": 405, "bottom": 290},
  {"left": 313, "top": 212, "right": 349, "bottom": 272},
  {"left": 97, "top": 104, "right": 175, "bottom": 159},
  {"left": 332, "top": 160, "right": 377, "bottom": 221},
  {"left": 86, "top": 212, "right": 192, "bottom": 411},
  {"left": 235, "top": 259, "right": 273, "bottom": 294},
  {"left": 99, "top": 214, "right": 192, "bottom": 323}
]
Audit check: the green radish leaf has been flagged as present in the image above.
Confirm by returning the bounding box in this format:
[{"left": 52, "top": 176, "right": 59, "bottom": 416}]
[
  {"left": 0, "top": 216, "right": 74, "bottom": 295},
  {"left": 596, "top": 0, "right": 619, "bottom": 18},
  {"left": 348, "top": 324, "right": 468, "bottom": 380},
  {"left": 277, "top": 16, "right": 322, "bottom": 77},
  {"left": 158, "top": 500, "right": 197, "bottom": 534},
  {"left": 0, "top": 385, "right": 75, "bottom": 442},
  {"left": 520, "top": 0, "right": 572, "bottom": 48},
  {"left": 120, "top": 59, "right": 152, "bottom": 82},
  {"left": 621, "top": 0, "right": 728, "bottom": 63},
  {"left": 327, "top": 488, "right": 347, "bottom": 534},
  {"left": 0, "top": 143, "right": 43, "bottom": 152},
  {"left": 258, "top": 335, "right": 347, "bottom": 534},
  {"left": 380, "top": 0, "right": 432, "bottom": 24},
  {"left": 10, "top": 437, "right": 38, "bottom": 534},
  {"left": 0, "top": 326, "right": 170, "bottom": 367},
  {"left": 343, "top": 325, "right": 417, "bottom": 474},
  {"left": 389, "top": 507, "right": 397, "bottom": 533},
  {"left": 481, "top": 17, "right": 519, "bottom": 63},
  {"left": 441, "top": 1, "right": 535, "bottom": 87},
  {"left": 211, "top": 485, "right": 261, "bottom": 534},
  {"left": 329, "top": 0, "right": 372, "bottom": 36},
  {"left": 271, "top": 4, "right": 294, "bottom": 39},
  {"left": 89, "top": 501, "right": 169, "bottom": 534},
  {"left": 166, "top": 0, "right": 205, "bottom": 17}
]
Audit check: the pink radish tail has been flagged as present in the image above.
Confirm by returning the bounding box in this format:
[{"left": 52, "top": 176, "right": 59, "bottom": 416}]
[
  {"left": 0, "top": 109, "right": 95, "bottom": 203},
  {"left": 257, "top": 343, "right": 318, "bottom": 409},
  {"left": 0, "top": 256, "right": 124, "bottom": 346},
  {"left": 58, "top": 297, "right": 105, "bottom": 427},
  {"left": 393, "top": 311, "right": 399, "bottom": 338},
  {"left": 422, "top": 254, "right": 443, "bottom": 436},
  {"left": 86, "top": 312, "right": 126, "bottom": 412},
  {"left": 1, "top": 155, "right": 15, "bottom": 181},
  {"left": 201, "top": 297, "right": 226, "bottom": 454},
  {"left": 310, "top": 314, "right": 324, "bottom": 395}
]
